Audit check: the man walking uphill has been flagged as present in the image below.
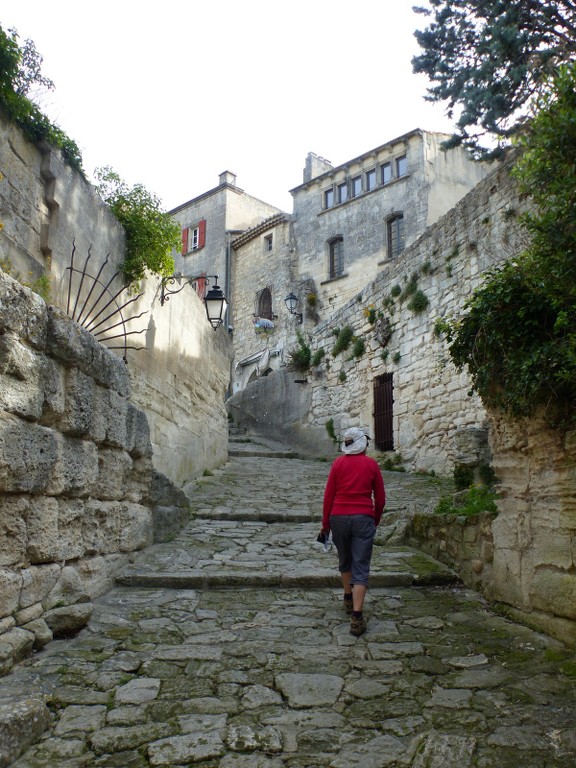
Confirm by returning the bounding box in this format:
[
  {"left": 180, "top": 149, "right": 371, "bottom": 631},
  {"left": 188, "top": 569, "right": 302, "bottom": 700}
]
[{"left": 320, "top": 427, "right": 386, "bottom": 636}]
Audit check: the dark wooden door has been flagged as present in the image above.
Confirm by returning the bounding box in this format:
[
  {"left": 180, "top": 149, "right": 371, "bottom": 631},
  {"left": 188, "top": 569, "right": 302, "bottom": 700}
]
[{"left": 373, "top": 373, "right": 394, "bottom": 451}]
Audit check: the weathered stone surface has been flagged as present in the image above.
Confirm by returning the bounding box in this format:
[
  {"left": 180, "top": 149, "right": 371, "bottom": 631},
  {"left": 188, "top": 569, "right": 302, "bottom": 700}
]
[
  {"left": 275, "top": 673, "right": 344, "bottom": 708},
  {"left": 240, "top": 684, "right": 283, "bottom": 709},
  {"left": 60, "top": 367, "right": 95, "bottom": 436},
  {"left": 0, "top": 270, "right": 48, "bottom": 350},
  {"left": 0, "top": 333, "right": 45, "bottom": 420},
  {"left": 412, "top": 733, "right": 477, "bottom": 768},
  {"left": 19, "top": 563, "right": 60, "bottom": 609},
  {"left": 0, "top": 413, "right": 57, "bottom": 493},
  {"left": 0, "top": 496, "right": 27, "bottom": 566},
  {"left": 529, "top": 570, "right": 576, "bottom": 621},
  {"left": 46, "top": 307, "right": 130, "bottom": 398},
  {"left": 43, "top": 603, "right": 93, "bottom": 636},
  {"left": 45, "top": 434, "right": 99, "bottom": 496},
  {"left": 24, "top": 497, "right": 60, "bottom": 562},
  {"left": 152, "top": 506, "right": 190, "bottom": 544},
  {"left": 147, "top": 731, "right": 225, "bottom": 766},
  {"left": 15, "top": 603, "right": 43, "bottom": 625},
  {"left": 225, "top": 724, "right": 283, "bottom": 753},
  {"left": 126, "top": 403, "right": 153, "bottom": 459},
  {"left": 0, "top": 568, "right": 21, "bottom": 619},
  {"left": 92, "top": 447, "right": 132, "bottom": 501},
  {"left": 90, "top": 724, "right": 173, "bottom": 756},
  {"left": 115, "top": 677, "right": 161, "bottom": 705},
  {"left": 44, "top": 565, "right": 90, "bottom": 610},
  {"left": 329, "top": 733, "right": 410, "bottom": 768},
  {"left": 0, "top": 627, "right": 35, "bottom": 662},
  {"left": 75, "top": 554, "right": 129, "bottom": 600},
  {"left": 103, "top": 390, "right": 129, "bottom": 449},
  {"left": 22, "top": 618, "right": 53, "bottom": 649},
  {"left": 119, "top": 503, "right": 154, "bottom": 552},
  {"left": 53, "top": 704, "right": 107, "bottom": 737},
  {"left": 0, "top": 697, "right": 50, "bottom": 768}
]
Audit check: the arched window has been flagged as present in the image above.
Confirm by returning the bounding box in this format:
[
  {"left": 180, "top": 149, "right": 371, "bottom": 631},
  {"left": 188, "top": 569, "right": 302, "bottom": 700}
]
[
  {"left": 328, "top": 236, "right": 344, "bottom": 279},
  {"left": 387, "top": 214, "right": 405, "bottom": 259},
  {"left": 256, "top": 286, "right": 273, "bottom": 320}
]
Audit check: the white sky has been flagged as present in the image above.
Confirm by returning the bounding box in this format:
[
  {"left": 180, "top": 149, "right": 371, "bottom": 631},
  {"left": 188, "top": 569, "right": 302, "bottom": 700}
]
[{"left": 1, "top": 0, "right": 454, "bottom": 213}]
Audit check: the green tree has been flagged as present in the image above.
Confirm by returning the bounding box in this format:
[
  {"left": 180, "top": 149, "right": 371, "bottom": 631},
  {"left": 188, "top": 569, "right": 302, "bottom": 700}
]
[
  {"left": 0, "top": 24, "right": 83, "bottom": 173},
  {"left": 94, "top": 167, "right": 179, "bottom": 284},
  {"left": 412, "top": 0, "right": 576, "bottom": 157},
  {"left": 439, "top": 63, "right": 576, "bottom": 421}
]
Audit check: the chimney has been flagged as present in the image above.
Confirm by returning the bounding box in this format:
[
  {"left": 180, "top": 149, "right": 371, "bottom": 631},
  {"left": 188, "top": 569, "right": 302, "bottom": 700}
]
[
  {"left": 303, "top": 152, "right": 333, "bottom": 183},
  {"left": 219, "top": 170, "right": 237, "bottom": 186}
]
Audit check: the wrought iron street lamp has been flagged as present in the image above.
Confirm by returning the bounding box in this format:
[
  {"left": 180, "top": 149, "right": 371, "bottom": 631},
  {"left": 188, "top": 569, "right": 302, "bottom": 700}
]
[
  {"left": 160, "top": 274, "right": 228, "bottom": 330},
  {"left": 284, "top": 292, "right": 303, "bottom": 324}
]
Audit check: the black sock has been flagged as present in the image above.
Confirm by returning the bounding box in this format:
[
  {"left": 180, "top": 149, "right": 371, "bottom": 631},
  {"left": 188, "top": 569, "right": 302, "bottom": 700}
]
[
  {"left": 352, "top": 611, "right": 363, "bottom": 619},
  {"left": 344, "top": 593, "right": 353, "bottom": 600}
]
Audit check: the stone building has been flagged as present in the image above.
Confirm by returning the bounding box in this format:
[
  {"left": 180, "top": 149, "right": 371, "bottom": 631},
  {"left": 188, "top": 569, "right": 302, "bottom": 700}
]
[
  {"left": 225, "top": 129, "right": 492, "bottom": 394},
  {"left": 169, "top": 170, "right": 282, "bottom": 324}
]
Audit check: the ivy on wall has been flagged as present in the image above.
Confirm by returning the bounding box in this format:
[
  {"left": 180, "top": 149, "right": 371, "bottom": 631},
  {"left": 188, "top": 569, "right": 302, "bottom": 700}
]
[{"left": 437, "top": 63, "right": 576, "bottom": 424}]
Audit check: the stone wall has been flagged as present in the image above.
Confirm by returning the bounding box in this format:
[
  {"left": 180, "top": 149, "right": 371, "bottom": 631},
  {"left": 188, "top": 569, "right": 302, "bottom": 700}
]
[
  {"left": 0, "top": 270, "right": 190, "bottom": 675},
  {"left": 0, "top": 113, "right": 232, "bottom": 485},
  {"left": 486, "top": 413, "right": 576, "bottom": 645},
  {"left": 405, "top": 413, "right": 576, "bottom": 646},
  {"left": 406, "top": 513, "right": 496, "bottom": 596}
]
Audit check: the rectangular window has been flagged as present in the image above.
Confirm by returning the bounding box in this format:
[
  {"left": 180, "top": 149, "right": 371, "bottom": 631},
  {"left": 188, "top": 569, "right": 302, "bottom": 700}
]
[
  {"left": 381, "top": 162, "right": 392, "bottom": 184},
  {"left": 387, "top": 215, "right": 405, "bottom": 258},
  {"left": 181, "top": 220, "right": 206, "bottom": 254},
  {"left": 351, "top": 175, "right": 362, "bottom": 198},
  {"left": 329, "top": 237, "right": 344, "bottom": 279},
  {"left": 337, "top": 182, "right": 348, "bottom": 204},
  {"left": 396, "top": 155, "right": 407, "bottom": 177},
  {"left": 264, "top": 234, "right": 273, "bottom": 252},
  {"left": 324, "top": 188, "right": 334, "bottom": 208},
  {"left": 366, "top": 168, "right": 376, "bottom": 191}
]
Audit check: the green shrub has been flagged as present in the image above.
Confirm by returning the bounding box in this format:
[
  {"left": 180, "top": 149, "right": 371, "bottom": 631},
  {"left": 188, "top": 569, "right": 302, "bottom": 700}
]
[
  {"left": 408, "top": 289, "right": 430, "bottom": 314},
  {"left": 332, "top": 326, "right": 354, "bottom": 356},
  {"left": 311, "top": 348, "right": 325, "bottom": 367},
  {"left": 439, "top": 63, "right": 576, "bottom": 424},
  {"left": 94, "top": 167, "right": 179, "bottom": 283},
  {"left": 351, "top": 337, "right": 366, "bottom": 359},
  {"left": 0, "top": 25, "right": 84, "bottom": 175},
  {"left": 325, "top": 418, "right": 337, "bottom": 443},
  {"left": 287, "top": 330, "right": 312, "bottom": 372},
  {"left": 434, "top": 486, "right": 498, "bottom": 517}
]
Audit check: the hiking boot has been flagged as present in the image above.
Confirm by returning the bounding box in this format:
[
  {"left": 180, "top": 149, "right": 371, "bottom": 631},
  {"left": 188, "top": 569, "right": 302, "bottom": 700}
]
[
  {"left": 343, "top": 594, "right": 353, "bottom": 614},
  {"left": 350, "top": 614, "right": 367, "bottom": 636}
]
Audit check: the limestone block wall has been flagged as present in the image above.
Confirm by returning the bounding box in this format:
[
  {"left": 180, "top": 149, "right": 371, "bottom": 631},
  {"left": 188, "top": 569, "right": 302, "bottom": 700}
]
[
  {"left": 0, "top": 114, "right": 232, "bottom": 485},
  {"left": 486, "top": 413, "right": 576, "bottom": 644},
  {"left": 406, "top": 512, "right": 495, "bottom": 593},
  {"left": 0, "top": 270, "right": 188, "bottom": 675}
]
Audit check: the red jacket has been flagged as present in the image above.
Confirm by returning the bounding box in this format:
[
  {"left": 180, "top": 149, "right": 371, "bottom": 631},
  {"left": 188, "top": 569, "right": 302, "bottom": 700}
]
[{"left": 322, "top": 453, "right": 386, "bottom": 531}]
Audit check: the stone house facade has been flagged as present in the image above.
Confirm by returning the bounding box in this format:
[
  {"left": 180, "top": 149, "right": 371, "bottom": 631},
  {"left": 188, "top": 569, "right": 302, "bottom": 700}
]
[
  {"left": 290, "top": 129, "right": 491, "bottom": 310},
  {"left": 169, "top": 170, "right": 282, "bottom": 323},
  {"left": 225, "top": 129, "right": 492, "bottom": 395}
]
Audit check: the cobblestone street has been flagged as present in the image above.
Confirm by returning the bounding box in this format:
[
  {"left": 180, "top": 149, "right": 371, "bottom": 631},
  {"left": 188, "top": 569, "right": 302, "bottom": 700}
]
[{"left": 2, "top": 445, "right": 575, "bottom": 767}]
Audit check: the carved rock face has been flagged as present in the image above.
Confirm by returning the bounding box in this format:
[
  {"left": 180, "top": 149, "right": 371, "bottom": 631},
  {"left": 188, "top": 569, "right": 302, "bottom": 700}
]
[{"left": 374, "top": 316, "right": 392, "bottom": 348}]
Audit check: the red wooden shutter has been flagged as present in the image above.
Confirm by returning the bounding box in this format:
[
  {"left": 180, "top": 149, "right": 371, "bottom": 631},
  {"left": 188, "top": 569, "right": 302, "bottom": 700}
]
[
  {"left": 198, "top": 219, "right": 206, "bottom": 249},
  {"left": 196, "top": 272, "right": 207, "bottom": 298},
  {"left": 181, "top": 228, "right": 188, "bottom": 255}
]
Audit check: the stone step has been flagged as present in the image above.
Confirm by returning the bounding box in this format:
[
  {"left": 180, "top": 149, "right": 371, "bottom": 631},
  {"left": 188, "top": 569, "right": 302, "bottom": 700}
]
[
  {"left": 116, "top": 565, "right": 459, "bottom": 590},
  {"left": 228, "top": 447, "right": 299, "bottom": 458}
]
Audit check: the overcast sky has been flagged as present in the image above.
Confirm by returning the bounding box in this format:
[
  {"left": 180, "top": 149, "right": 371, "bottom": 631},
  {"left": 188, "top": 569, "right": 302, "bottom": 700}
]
[{"left": 2, "top": 0, "right": 454, "bottom": 212}]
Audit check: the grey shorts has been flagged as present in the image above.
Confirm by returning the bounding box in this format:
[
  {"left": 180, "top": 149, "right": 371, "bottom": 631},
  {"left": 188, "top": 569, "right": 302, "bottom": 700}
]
[{"left": 330, "top": 514, "right": 376, "bottom": 587}]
